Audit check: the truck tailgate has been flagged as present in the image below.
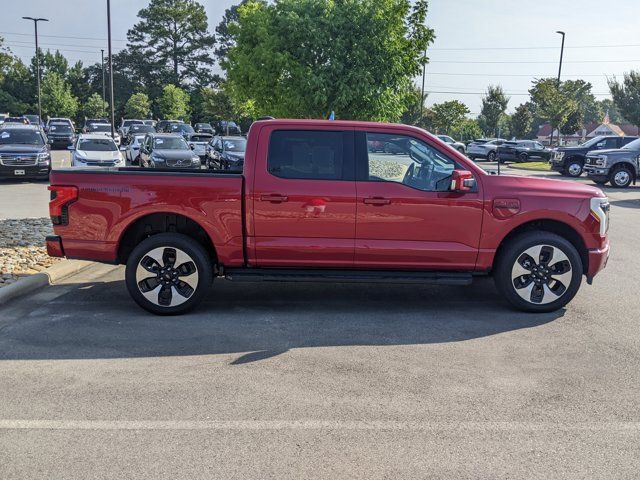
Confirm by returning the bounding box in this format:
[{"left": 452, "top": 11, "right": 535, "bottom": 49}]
[{"left": 49, "top": 169, "right": 245, "bottom": 265}]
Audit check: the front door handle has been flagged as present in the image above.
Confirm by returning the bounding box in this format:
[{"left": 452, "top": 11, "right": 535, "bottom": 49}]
[
  {"left": 260, "top": 194, "right": 289, "bottom": 203},
  {"left": 363, "top": 197, "right": 391, "bottom": 206}
]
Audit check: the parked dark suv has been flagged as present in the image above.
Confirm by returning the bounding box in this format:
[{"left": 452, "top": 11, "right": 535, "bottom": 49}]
[
  {"left": 0, "top": 124, "right": 51, "bottom": 179},
  {"left": 550, "top": 135, "right": 638, "bottom": 177},
  {"left": 47, "top": 121, "right": 77, "bottom": 149},
  {"left": 213, "top": 120, "right": 241, "bottom": 136},
  {"left": 497, "top": 140, "right": 551, "bottom": 163},
  {"left": 138, "top": 133, "right": 201, "bottom": 169}
]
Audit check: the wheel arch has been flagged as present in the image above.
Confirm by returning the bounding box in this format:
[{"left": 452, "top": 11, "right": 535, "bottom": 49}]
[
  {"left": 611, "top": 161, "right": 637, "bottom": 179},
  {"left": 493, "top": 219, "right": 588, "bottom": 274},
  {"left": 117, "top": 212, "right": 217, "bottom": 265}
]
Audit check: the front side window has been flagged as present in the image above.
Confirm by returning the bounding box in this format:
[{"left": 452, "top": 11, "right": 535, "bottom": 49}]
[
  {"left": 267, "top": 130, "right": 350, "bottom": 180},
  {"left": 365, "top": 132, "right": 457, "bottom": 192}
]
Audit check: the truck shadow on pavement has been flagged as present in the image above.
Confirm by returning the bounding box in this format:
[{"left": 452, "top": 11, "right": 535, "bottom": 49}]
[{"left": 0, "top": 277, "right": 563, "bottom": 364}]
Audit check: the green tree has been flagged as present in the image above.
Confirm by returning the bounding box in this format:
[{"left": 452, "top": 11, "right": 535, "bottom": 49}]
[
  {"left": 430, "top": 100, "right": 469, "bottom": 134},
  {"left": 449, "top": 118, "right": 482, "bottom": 142},
  {"left": 609, "top": 71, "right": 640, "bottom": 127},
  {"left": 124, "top": 92, "right": 152, "bottom": 118},
  {"left": 157, "top": 84, "right": 190, "bottom": 120},
  {"left": 201, "top": 87, "right": 235, "bottom": 120},
  {"left": 127, "top": 0, "right": 216, "bottom": 85},
  {"left": 529, "top": 78, "right": 577, "bottom": 144},
  {"left": 215, "top": 0, "right": 249, "bottom": 62},
  {"left": 67, "top": 61, "right": 92, "bottom": 106},
  {"left": 40, "top": 71, "right": 79, "bottom": 118},
  {"left": 83, "top": 93, "right": 108, "bottom": 118},
  {"left": 224, "top": 0, "right": 435, "bottom": 121},
  {"left": 479, "top": 85, "right": 509, "bottom": 137},
  {"left": 511, "top": 103, "right": 534, "bottom": 139},
  {"left": 560, "top": 79, "right": 602, "bottom": 134}
]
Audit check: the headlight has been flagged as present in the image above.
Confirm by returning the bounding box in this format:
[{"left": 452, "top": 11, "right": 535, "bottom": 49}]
[
  {"left": 37, "top": 152, "right": 50, "bottom": 165},
  {"left": 151, "top": 155, "right": 165, "bottom": 163},
  {"left": 590, "top": 197, "right": 610, "bottom": 236}
]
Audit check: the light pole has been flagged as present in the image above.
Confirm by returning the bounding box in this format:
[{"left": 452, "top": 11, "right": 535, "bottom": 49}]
[
  {"left": 420, "top": 46, "right": 427, "bottom": 117},
  {"left": 550, "top": 30, "right": 566, "bottom": 147},
  {"left": 22, "top": 16, "right": 49, "bottom": 123},
  {"left": 101, "top": 49, "right": 106, "bottom": 117},
  {"left": 106, "top": 0, "right": 115, "bottom": 139}
]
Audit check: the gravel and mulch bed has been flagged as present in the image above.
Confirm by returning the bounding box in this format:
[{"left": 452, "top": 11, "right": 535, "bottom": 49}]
[
  {"left": 0, "top": 218, "right": 61, "bottom": 288},
  {"left": 507, "top": 161, "right": 551, "bottom": 172}
]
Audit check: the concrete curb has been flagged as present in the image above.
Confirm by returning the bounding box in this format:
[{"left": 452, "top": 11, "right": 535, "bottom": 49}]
[{"left": 0, "top": 260, "right": 94, "bottom": 306}]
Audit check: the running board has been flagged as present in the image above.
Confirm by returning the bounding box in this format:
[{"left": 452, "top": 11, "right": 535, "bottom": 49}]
[{"left": 223, "top": 268, "right": 473, "bottom": 286}]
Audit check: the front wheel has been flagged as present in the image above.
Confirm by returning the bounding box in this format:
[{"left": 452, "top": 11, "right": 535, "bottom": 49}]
[
  {"left": 494, "top": 232, "right": 583, "bottom": 312},
  {"left": 566, "top": 159, "right": 583, "bottom": 177},
  {"left": 609, "top": 165, "right": 632, "bottom": 188},
  {"left": 487, "top": 151, "right": 496, "bottom": 162},
  {"left": 125, "top": 233, "right": 213, "bottom": 315},
  {"left": 518, "top": 152, "right": 528, "bottom": 163}
]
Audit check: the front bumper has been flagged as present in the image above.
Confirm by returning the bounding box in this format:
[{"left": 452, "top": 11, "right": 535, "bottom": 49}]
[
  {"left": 584, "top": 165, "right": 611, "bottom": 176},
  {"left": 587, "top": 240, "right": 610, "bottom": 282},
  {"left": 0, "top": 164, "right": 50, "bottom": 178}
]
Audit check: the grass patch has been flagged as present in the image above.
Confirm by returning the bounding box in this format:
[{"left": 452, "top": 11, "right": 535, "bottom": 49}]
[{"left": 508, "top": 161, "right": 551, "bottom": 171}]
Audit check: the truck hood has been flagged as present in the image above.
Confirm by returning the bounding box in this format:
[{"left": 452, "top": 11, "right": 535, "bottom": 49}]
[
  {"left": 152, "top": 149, "right": 195, "bottom": 160},
  {"left": 0, "top": 145, "right": 46, "bottom": 154},
  {"left": 484, "top": 173, "right": 604, "bottom": 199},
  {"left": 76, "top": 150, "right": 121, "bottom": 161},
  {"left": 588, "top": 148, "right": 640, "bottom": 156},
  {"left": 556, "top": 146, "right": 587, "bottom": 154}
]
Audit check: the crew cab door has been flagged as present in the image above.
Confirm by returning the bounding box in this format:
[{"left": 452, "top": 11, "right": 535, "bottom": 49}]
[
  {"left": 250, "top": 126, "right": 356, "bottom": 267},
  {"left": 354, "top": 130, "right": 483, "bottom": 270}
]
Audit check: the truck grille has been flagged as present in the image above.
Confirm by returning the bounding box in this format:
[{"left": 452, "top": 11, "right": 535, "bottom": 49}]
[{"left": 0, "top": 154, "right": 38, "bottom": 166}]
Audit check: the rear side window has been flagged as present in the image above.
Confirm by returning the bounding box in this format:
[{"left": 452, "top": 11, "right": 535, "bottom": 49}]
[{"left": 267, "top": 130, "right": 353, "bottom": 180}]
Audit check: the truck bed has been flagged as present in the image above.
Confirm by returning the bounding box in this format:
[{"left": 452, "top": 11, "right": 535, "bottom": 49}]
[{"left": 49, "top": 168, "right": 245, "bottom": 265}]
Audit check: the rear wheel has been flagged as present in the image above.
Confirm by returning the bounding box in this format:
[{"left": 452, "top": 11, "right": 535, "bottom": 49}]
[
  {"left": 494, "top": 232, "right": 582, "bottom": 312},
  {"left": 125, "top": 233, "right": 213, "bottom": 315},
  {"left": 518, "top": 152, "right": 529, "bottom": 163},
  {"left": 609, "top": 165, "right": 632, "bottom": 188},
  {"left": 487, "top": 151, "right": 496, "bottom": 162}
]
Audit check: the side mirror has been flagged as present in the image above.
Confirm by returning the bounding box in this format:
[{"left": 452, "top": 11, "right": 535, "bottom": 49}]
[
  {"left": 120, "top": 146, "right": 127, "bottom": 151},
  {"left": 450, "top": 170, "right": 476, "bottom": 192},
  {"left": 190, "top": 144, "right": 195, "bottom": 150}
]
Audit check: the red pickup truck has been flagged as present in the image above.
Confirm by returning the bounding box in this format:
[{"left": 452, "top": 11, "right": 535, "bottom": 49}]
[{"left": 47, "top": 119, "right": 610, "bottom": 315}]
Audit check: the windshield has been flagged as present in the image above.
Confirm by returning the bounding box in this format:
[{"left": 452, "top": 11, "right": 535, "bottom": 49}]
[
  {"left": 24, "top": 115, "right": 40, "bottom": 123},
  {"left": 49, "top": 124, "right": 73, "bottom": 134},
  {"left": 622, "top": 138, "right": 640, "bottom": 150},
  {"left": 223, "top": 138, "right": 247, "bottom": 152},
  {"left": 78, "top": 138, "right": 117, "bottom": 151},
  {"left": 171, "top": 124, "right": 195, "bottom": 133},
  {"left": 190, "top": 135, "right": 211, "bottom": 143},
  {"left": 123, "top": 120, "right": 143, "bottom": 127},
  {"left": 580, "top": 136, "right": 606, "bottom": 148},
  {"left": 88, "top": 124, "right": 113, "bottom": 133},
  {"left": 197, "top": 124, "right": 212, "bottom": 129},
  {"left": 129, "top": 125, "right": 155, "bottom": 133},
  {"left": 131, "top": 135, "right": 145, "bottom": 146},
  {"left": 154, "top": 137, "right": 189, "bottom": 150},
  {"left": 0, "top": 129, "right": 44, "bottom": 145}
]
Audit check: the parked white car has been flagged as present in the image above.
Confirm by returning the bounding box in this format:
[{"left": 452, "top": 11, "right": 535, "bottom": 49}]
[
  {"left": 69, "top": 134, "right": 124, "bottom": 167},
  {"left": 84, "top": 123, "right": 121, "bottom": 146},
  {"left": 123, "top": 134, "right": 145, "bottom": 165}
]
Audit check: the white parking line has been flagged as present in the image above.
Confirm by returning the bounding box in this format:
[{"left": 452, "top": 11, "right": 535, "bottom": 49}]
[{"left": 1, "top": 419, "right": 640, "bottom": 431}]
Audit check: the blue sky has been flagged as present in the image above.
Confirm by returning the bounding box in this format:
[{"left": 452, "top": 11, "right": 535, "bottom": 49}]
[{"left": 1, "top": 0, "right": 639, "bottom": 116}]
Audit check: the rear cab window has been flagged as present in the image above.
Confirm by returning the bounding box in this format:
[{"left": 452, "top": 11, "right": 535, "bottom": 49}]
[{"left": 267, "top": 130, "right": 354, "bottom": 181}]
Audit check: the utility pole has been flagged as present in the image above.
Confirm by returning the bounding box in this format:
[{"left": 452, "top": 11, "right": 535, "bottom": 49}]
[
  {"left": 549, "top": 31, "right": 566, "bottom": 148},
  {"left": 22, "top": 16, "right": 49, "bottom": 123},
  {"left": 106, "top": 0, "right": 115, "bottom": 139},
  {"left": 420, "top": 46, "right": 427, "bottom": 116},
  {"left": 101, "top": 49, "right": 106, "bottom": 117}
]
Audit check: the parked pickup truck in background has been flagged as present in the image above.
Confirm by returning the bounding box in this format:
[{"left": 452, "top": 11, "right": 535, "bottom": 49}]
[
  {"left": 584, "top": 137, "right": 640, "bottom": 188},
  {"left": 47, "top": 120, "right": 611, "bottom": 315},
  {"left": 550, "top": 135, "right": 638, "bottom": 177}
]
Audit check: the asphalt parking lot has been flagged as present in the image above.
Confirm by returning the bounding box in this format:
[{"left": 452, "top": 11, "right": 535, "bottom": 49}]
[{"left": 1, "top": 153, "right": 640, "bottom": 478}]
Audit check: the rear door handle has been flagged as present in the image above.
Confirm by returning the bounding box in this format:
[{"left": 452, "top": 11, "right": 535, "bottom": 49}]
[
  {"left": 363, "top": 197, "right": 391, "bottom": 206},
  {"left": 260, "top": 194, "right": 289, "bottom": 203}
]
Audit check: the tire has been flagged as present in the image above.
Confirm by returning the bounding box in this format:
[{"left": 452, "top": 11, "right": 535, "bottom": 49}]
[
  {"left": 609, "top": 165, "right": 632, "bottom": 188},
  {"left": 468, "top": 155, "right": 476, "bottom": 161},
  {"left": 518, "top": 152, "right": 529, "bottom": 163},
  {"left": 125, "top": 233, "right": 213, "bottom": 315},
  {"left": 565, "top": 158, "right": 583, "bottom": 177},
  {"left": 494, "top": 231, "right": 583, "bottom": 313},
  {"left": 487, "top": 151, "right": 496, "bottom": 162},
  {"left": 457, "top": 147, "right": 465, "bottom": 154}
]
